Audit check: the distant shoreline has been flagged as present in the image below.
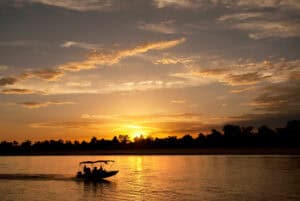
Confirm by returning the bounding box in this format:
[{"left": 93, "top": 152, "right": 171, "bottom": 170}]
[{"left": 1, "top": 148, "right": 300, "bottom": 156}]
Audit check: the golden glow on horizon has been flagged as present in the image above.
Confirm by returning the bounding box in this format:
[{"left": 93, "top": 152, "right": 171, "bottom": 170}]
[{"left": 114, "top": 124, "right": 148, "bottom": 140}]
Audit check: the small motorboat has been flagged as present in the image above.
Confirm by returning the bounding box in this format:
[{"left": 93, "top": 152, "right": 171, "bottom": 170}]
[{"left": 76, "top": 160, "right": 118, "bottom": 181}]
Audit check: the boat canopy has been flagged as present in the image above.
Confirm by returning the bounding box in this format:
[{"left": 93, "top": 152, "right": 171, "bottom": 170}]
[{"left": 79, "top": 160, "right": 115, "bottom": 165}]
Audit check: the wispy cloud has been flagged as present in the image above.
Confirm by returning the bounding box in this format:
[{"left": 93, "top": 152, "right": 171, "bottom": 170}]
[
  {"left": 230, "top": 86, "right": 257, "bottom": 94},
  {"left": 0, "top": 77, "right": 19, "bottom": 86},
  {"left": 104, "top": 80, "right": 184, "bottom": 93},
  {"left": 155, "top": 56, "right": 192, "bottom": 65},
  {"left": 218, "top": 12, "right": 264, "bottom": 22},
  {"left": 3, "top": 57, "right": 298, "bottom": 96},
  {"left": 21, "top": 69, "right": 64, "bottom": 81},
  {"left": 171, "top": 59, "right": 300, "bottom": 87},
  {"left": 61, "top": 41, "right": 102, "bottom": 50},
  {"left": 219, "top": 10, "right": 300, "bottom": 39},
  {"left": 249, "top": 82, "right": 300, "bottom": 113},
  {"left": 26, "top": 0, "right": 114, "bottom": 11},
  {"left": 231, "top": 0, "right": 300, "bottom": 9},
  {"left": 153, "top": 0, "right": 300, "bottom": 10},
  {"left": 0, "top": 65, "right": 9, "bottom": 71},
  {"left": 171, "top": 99, "right": 186, "bottom": 104},
  {"left": 0, "top": 38, "right": 185, "bottom": 94},
  {"left": 1, "top": 88, "right": 46, "bottom": 95},
  {"left": 233, "top": 20, "right": 300, "bottom": 39},
  {"left": 66, "top": 81, "right": 91, "bottom": 87},
  {"left": 0, "top": 69, "right": 63, "bottom": 88},
  {"left": 16, "top": 101, "right": 75, "bottom": 109},
  {"left": 59, "top": 37, "right": 186, "bottom": 71},
  {"left": 153, "top": 0, "right": 196, "bottom": 9},
  {"left": 29, "top": 121, "right": 103, "bottom": 129},
  {"left": 138, "top": 20, "right": 176, "bottom": 34}
]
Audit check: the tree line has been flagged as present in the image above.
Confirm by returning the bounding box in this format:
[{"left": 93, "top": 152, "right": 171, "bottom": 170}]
[{"left": 0, "top": 120, "right": 299, "bottom": 154}]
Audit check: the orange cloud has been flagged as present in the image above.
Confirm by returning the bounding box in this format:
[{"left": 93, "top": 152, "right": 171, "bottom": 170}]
[
  {"left": 59, "top": 37, "right": 186, "bottom": 71},
  {"left": 0, "top": 38, "right": 186, "bottom": 94},
  {"left": 21, "top": 69, "right": 64, "bottom": 81},
  {"left": 16, "top": 101, "right": 75, "bottom": 109},
  {"left": 172, "top": 59, "right": 300, "bottom": 87},
  {"left": 0, "top": 77, "right": 19, "bottom": 86},
  {"left": 1, "top": 88, "right": 46, "bottom": 95}
]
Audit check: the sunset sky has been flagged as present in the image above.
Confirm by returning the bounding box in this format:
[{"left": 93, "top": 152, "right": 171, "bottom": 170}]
[{"left": 0, "top": 0, "right": 300, "bottom": 141}]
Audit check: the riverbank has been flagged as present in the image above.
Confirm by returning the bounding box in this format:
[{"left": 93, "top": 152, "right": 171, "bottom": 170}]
[{"left": 1, "top": 147, "right": 300, "bottom": 155}]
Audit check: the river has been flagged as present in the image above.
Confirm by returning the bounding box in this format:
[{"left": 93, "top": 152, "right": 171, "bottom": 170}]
[{"left": 0, "top": 155, "right": 299, "bottom": 201}]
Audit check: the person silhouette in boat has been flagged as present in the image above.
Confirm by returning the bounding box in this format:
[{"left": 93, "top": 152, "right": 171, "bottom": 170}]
[
  {"left": 83, "top": 165, "right": 91, "bottom": 176},
  {"left": 92, "top": 167, "right": 98, "bottom": 177}
]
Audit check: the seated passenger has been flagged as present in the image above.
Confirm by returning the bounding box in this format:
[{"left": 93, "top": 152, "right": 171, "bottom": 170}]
[
  {"left": 92, "top": 167, "right": 98, "bottom": 176},
  {"left": 83, "top": 165, "right": 88, "bottom": 175},
  {"left": 83, "top": 165, "right": 91, "bottom": 176}
]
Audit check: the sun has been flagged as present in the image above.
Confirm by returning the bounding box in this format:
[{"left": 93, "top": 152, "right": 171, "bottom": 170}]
[
  {"left": 125, "top": 124, "right": 147, "bottom": 139},
  {"left": 114, "top": 124, "right": 150, "bottom": 141},
  {"left": 132, "top": 131, "right": 144, "bottom": 139}
]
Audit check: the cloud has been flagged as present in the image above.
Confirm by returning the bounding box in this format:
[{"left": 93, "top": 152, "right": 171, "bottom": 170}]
[
  {"left": 155, "top": 56, "right": 192, "bottom": 65},
  {"left": 232, "top": 0, "right": 300, "bottom": 9},
  {"left": 1, "top": 88, "right": 46, "bottom": 95},
  {"left": 228, "top": 110, "right": 300, "bottom": 129},
  {"left": 226, "top": 72, "right": 270, "bottom": 85},
  {"left": 0, "top": 69, "right": 63, "bottom": 89},
  {"left": 250, "top": 82, "right": 300, "bottom": 113},
  {"left": 230, "top": 86, "right": 257, "bottom": 93},
  {"left": 0, "top": 77, "right": 19, "bottom": 86},
  {"left": 153, "top": 0, "right": 300, "bottom": 10},
  {"left": 81, "top": 112, "right": 204, "bottom": 123},
  {"left": 218, "top": 12, "right": 264, "bottom": 22},
  {"left": 153, "top": 0, "right": 195, "bottom": 9},
  {"left": 59, "top": 37, "right": 186, "bottom": 71},
  {"left": 21, "top": 69, "right": 64, "bottom": 81},
  {"left": 171, "top": 99, "right": 186, "bottom": 104},
  {"left": 0, "top": 65, "right": 9, "bottom": 71},
  {"left": 138, "top": 20, "right": 176, "bottom": 34},
  {"left": 172, "top": 59, "right": 300, "bottom": 87},
  {"left": 25, "top": 0, "right": 114, "bottom": 11},
  {"left": 218, "top": 9, "right": 300, "bottom": 39},
  {"left": 4, "top": 56, "right": 297, "bottom": 96},
  {"left": 29, "top": 121, "right": 102, "bottom": 129},
  {"left": 104, "top": 80, "right": 186, "bottom": 93},
  {"left": 66, "top": 81, "right": 91, "bottom": 87},
  {"left": 233, "top": 21, "right": 300, "bottom": 39},
  {"left": 0, "top": 38, "right": 185, "bottom": 94},
  {"left": 228, "top": 69, "right": 300, "bottom": 127},
  {"left": 16, "top": 101, "right": 75, "bottom": 109},
  {"left": 1, "top": 79, "right": 185, "bottom": 96},
  {"left": 61, "top": 41, "right": 102, "bottom": 50}
]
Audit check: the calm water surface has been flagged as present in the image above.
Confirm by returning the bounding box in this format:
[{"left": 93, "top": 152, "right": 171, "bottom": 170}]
[{"left": 0, "top": 155, "right": 299, "bottom": 201}]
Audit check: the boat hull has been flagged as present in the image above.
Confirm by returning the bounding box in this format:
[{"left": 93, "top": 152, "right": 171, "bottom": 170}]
[{"left": 76, "top": 170, "right": 118, "bottom": 181}]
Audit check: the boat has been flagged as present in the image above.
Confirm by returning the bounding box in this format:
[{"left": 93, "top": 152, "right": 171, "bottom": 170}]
[{"left": 76, "top": 160, "right": 118, "bottom": 181}]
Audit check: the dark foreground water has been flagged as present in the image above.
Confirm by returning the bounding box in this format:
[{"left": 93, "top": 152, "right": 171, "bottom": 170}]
[{"left": 0, "top": 155, "right": 299, "bottom": 201}]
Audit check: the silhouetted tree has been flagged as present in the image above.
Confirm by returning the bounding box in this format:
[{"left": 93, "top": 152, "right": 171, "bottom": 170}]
[
  {"left": 223, "top": 125, "right": 242, "bottom": 138},
  {"left": 196, "top": 133, "right": 206, "bottom": 147},
  {"left": 207, "top": 129, "right": 223, "bottom": 146},
  {"left": 1, "top": 120, "right": 300, "bottom": 154},
  {"left": 118, "top": 135, "right": 130, "bottom": 144},
  {"left": 181, "top": 134, "right": 194, "bottom": 147},
  {"left": 21, "top": 140, "right": 32, "bottom": 152}
]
